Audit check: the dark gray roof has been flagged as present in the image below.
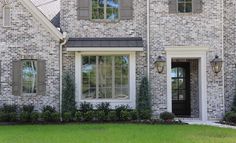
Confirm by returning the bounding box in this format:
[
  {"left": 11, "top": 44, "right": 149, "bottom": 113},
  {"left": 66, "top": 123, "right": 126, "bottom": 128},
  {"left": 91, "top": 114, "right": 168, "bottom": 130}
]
[
  {"left": 67, "top": 37, "right": 144, "bottom": 48},
  {"left": 51, "top": 12, "right": 60, "bottom": 28}
]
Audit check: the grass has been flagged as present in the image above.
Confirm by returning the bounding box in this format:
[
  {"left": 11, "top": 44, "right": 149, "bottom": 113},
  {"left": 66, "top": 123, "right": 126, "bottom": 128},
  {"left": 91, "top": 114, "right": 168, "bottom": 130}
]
[{"left": 0, "top": 124, "right": 236, "bottom": 143}]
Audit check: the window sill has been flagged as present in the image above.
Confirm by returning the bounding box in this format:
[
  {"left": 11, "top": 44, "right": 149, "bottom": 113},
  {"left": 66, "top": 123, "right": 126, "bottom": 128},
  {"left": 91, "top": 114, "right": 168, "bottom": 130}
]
[{"left": 89, "top": 19, "right": 121, "bottom": 23}]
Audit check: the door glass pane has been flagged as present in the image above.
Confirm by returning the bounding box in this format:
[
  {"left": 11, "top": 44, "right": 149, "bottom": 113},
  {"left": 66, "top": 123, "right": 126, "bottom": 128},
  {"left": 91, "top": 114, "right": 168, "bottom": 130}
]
[
  {"left": 172, "top": 90, "right": 178, "bottom": 100},
  {"left": 171, "top": 68, "right": 178, "bottom": 78},
  {"left": 172, "top": 79, "right": 178, "bottom": 89},
  {"left": 178, "top": 67, "right": 185, "bottom": 77},
  {"left": 179, "top": 90, "right": 186, "bottom": 100},
  {"left": 22, "top": 60, "right": 37, "bottom": 94},
  {"left": 178, "top": 78, "right": 185, "bottom": 89}
]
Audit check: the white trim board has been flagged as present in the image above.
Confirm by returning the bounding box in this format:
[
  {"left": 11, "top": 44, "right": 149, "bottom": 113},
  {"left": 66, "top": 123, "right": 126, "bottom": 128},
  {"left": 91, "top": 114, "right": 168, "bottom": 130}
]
[
  {"left": 75, "top": 51, "right": 136, "bottom": 109},
  {"left": 165, "top": 46, "right": 209, "bottom": 121},
  {"left": 19, "top": 0, "right": 63, "bottom": 41},
  {"left": 67, "top": 47, "right": 144, "bottom": 52}
]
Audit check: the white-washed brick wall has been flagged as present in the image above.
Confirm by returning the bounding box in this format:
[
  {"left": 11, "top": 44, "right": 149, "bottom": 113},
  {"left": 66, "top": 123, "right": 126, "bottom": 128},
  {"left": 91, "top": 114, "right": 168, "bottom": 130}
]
[{"left": 0, "top": 0, "right": 60, "bottom": 111}]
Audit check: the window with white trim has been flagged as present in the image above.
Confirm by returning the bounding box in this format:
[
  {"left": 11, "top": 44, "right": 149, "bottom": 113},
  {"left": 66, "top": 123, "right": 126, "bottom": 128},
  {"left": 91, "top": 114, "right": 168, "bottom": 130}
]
[
  {"left": 82, "top": 55, "right": 129, "bottom": 100},
  {"left": 3, "top": 5, "right": 11, "bottom": 27},
  {"left": 22, "top": 60, "right": 37, "bottom": 94},
  {"left": 178, "top": 0, "right": 192, "bottom": 13},
  {"left": 92, "top": 0, "right": 120, "bottom": 21}
]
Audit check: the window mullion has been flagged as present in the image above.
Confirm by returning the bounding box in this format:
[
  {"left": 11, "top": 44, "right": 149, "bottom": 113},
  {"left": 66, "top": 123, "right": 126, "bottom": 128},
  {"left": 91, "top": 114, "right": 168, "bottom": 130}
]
[
  {"left": 96, "top": 56, "right": 99, "bottom": 99},
  {"left": 112, "top": 56, "right": 115, "bottom": 99}
]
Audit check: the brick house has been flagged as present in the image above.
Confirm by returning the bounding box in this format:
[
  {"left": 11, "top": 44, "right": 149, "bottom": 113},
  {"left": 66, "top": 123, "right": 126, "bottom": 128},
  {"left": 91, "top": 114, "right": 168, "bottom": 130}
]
[{"left": 0, "top": 0, "right": 235, "bottom": 121}]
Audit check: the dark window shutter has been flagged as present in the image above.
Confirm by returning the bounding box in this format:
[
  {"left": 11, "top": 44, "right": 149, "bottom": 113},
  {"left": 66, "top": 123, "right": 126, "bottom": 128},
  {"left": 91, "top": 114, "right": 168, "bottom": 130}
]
[
  {"left": 0, "top": 61, "right": 1, "bottom": 94},
  {"left": 192, "top": 0, "right": 203, "bottom": 13},
  {"left": 120, "top": 0, "right": 133, "bottom": 20},
  {"left": 12, "top": 60, "right": 22, "bottom": 96},
  {"left": 37, "top": 60, "right": 46, "bottom": 96},
  {"left": 77, "top": 0, "right": 90, "bottom": 20},
  {"left": 169, "top": 0, "right": 177, "bottom": 13}
]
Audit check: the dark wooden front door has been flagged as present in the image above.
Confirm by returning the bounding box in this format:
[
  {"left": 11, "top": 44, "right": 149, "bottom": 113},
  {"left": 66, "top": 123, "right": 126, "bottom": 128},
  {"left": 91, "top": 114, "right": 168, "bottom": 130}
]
[{"left": 171, "top": 62, "right": 191, "bottom": 116}]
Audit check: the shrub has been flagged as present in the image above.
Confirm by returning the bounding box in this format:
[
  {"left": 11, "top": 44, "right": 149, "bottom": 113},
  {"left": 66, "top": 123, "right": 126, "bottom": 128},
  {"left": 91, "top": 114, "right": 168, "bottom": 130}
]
[
  {"left": 0, "top": 112, "right": 5, "bottom": 122},
  {"left": 130, "top": 110, "right": 138, "bottom": 120},
  {"left": 138, "top": 110, "right": 152, "bottom": 120},
  {"left": 42, "top": 106, "right": 56, "bottom": 113},
  {"left": 51, "top": 112, "right": 60, "bottom": 122},
  {"left": 83, "top": 111, "right": 94, "bottom": 121},
  {"left": 96, "top": 110, "right": 107, "bottom": 121},
  {"left": 224, "top": 112, "right": 236, "bottom": 123},
  {"left": 22, "top": 105, "right": 34, "bottom": 113},
  {"left": 137, "top": 77, "right": 151, "bottom": 120},
  {"left": 80, "top": 102, "right": 93, "bottom": 113},
  {"left": 20, "top": 112, "right": 31, "bottom": 122},
  {"left": 1, "top": 104, "right": 17, "bottom": 113},
  {"left": 108, "top": 111, "right": 117, "bottom": 121},
  {"left": 120, "top": 110, "right": 131, "bottom": 121},
  {"left": 115, "top": 105, "right": 129, "bottom": 121},
  {"left": 63, "top": 112, "right": 73, "bottom": 122},
  {"left": 62, "top": 73, "right": 76, "bottom": 114},
  {"left": 160, "top": 112, "right": 175, "bottom": 121},
  {"left": 41, "top": 111, "right": 52, "bottom": 122},
  {"left": 96, "top": 102, "right": 110, "bottom": 114},
  {"left": 0, "top": 104, "right": 18, "bottom": 122},
  {"left": 75, "top": 111, "right": 83, "bottom": 121},
  {"left": 31, "top": 112, "right": 39, "bottom": 122}
]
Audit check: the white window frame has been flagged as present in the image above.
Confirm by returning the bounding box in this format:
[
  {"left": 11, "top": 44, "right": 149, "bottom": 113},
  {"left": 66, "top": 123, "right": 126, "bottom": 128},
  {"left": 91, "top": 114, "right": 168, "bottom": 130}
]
[
  {"left": 3, "top": 4, "right": 11, "bottom": 27},
  {"left": 75, "top": 52, "right": 136, "bottom": 109}
]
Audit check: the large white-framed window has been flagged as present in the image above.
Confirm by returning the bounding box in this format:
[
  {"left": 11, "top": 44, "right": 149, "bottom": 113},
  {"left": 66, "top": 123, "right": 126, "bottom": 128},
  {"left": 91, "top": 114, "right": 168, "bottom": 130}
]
[
  {"left": 3, "top": 4, "right": 11, "bottom": 27},
  {"left": 75, "top": 52, "right": 136, "bottom": 108}
]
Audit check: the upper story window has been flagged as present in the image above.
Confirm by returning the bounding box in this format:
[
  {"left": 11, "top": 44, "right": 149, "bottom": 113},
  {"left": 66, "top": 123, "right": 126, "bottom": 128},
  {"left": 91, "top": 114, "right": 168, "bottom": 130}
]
[
  {"left": 178, "top": 0, "right": 192, "bottom": 13},
  {"left": 92, "top": 0, "right": 120, "bottom": 21},
  {"left": 3, "top": 5, "right": 11, "bottom": 27},
  {"left": 22, "top": 60, "right": 37, "bottom": 94}
]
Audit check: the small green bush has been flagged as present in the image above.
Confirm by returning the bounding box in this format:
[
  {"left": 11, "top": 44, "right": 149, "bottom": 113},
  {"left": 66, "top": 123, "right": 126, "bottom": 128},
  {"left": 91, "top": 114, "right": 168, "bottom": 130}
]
[
  {"left": 138, "top": 110, "right": 151, "bottom": 120},
  {"left": 115, "top": 105, "right": 129, "bottom": 121},
  {"left": 80, "top": 102, "right": 93, "bottom": 113},
  {"left": 41, "top": 111, "right": 52, "bottom": 122},
  {"left": 130, "top": 110, "right": 138, "bottom": 120},
  {"left": 22, "top": 105, "right": 34, "bottom": 113},
  {"left": 96, "top": 110, "right": 107, "bottom": 121},
  {"left": 0, "top": 112, "right": 17, "bottom": 122},
  {"left": 160, "top": 112, "right": 175, "bottom": 121},
  {"left": 83, "top": 111, "right": 94, "bottom": 121},
  {"left": 224, "top": 112, "right": 236, "bottom": 123},
  {"left": 108, "top": 111, "right": 117, "bottom": 121},
  {"left": 51, "top": 112, "right": 60, "bottom": 122},
  {"left": 63, "top": 112, "right": 73, "bottom": 122},
  {"left": 120, "top": 110, "right": 131, "bottom": 121},
  {"left": 31, "top": 112, "right": 39, "bottom": 122},
  {"left": 20, "top": 112, "right": 31, "bottom": 122},
  {"left": 42, "top": 106, "right": 56, "bottom": 113},
  {"left": 75, "top": 111, "right": 83, "bottom": 121},
  {"left": 1, "top": 104, "right": 17, "bottom": 113},
  {"left": 96, "top": 102, "right": 110, "bottom": 114}
]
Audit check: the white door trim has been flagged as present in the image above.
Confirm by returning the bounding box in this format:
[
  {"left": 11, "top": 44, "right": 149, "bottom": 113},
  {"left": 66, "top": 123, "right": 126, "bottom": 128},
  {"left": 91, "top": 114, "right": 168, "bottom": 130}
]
[{"left": 165, "top": 46, "right": 209, "bottom": 121}]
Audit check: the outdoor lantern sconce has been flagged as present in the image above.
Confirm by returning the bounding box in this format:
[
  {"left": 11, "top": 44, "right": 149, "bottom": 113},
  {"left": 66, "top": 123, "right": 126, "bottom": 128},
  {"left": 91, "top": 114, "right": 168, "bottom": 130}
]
[
  {"left": 210, "top": 55, "right": 223, "bottom": 74},
  {"left": 155, "top": 56, "right": 166, "bottom": 73}
]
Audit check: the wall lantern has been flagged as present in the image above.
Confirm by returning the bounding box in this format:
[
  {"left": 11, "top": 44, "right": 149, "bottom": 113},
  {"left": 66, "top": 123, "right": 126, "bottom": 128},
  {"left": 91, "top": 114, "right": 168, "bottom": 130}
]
[
  {"left": 210, "top": 55, "right": 223, "bottom": 74},
  {"left": 155, "top": 56, "right": 166, "bottom": 73}
]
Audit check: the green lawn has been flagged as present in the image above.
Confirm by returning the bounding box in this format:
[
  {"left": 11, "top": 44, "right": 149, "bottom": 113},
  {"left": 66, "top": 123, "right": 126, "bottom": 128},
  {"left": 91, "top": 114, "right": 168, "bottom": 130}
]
[{"left": 0, "top": 124, "right": 236, "bottom": 143}]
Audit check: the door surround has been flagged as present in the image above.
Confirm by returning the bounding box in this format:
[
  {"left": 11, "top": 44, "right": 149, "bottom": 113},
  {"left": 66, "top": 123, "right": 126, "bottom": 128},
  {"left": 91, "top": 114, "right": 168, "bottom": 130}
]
[{"left": 165, "top": 46, "right": 209, "bottom": 121}]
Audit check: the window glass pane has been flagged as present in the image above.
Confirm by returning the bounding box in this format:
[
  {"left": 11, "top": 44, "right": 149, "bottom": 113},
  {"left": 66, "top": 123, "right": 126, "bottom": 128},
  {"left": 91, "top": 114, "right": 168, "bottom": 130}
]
[
  {"left": 185, "top": 3, "right": 192, "bottom": 13},
  {"left": 22, "top": 61, "right": 37, "bottom": 94},
  {"left": 178, "top": 3, "right": 185, "bottom": 13},
  {"left": 82, "top": 56, "right": 96, "bottom": 99},
  {"left": 92, "top": 0, "right": 105, "bottom": 19},
  {"left": 106, "top": 0, "right": 119, "bottom": 20},
  {"left": 114, "top": 56, "right": 129, "bottom": 99},
  {"left": 98, "top": 56, "right": 113, "bottom": 99}
]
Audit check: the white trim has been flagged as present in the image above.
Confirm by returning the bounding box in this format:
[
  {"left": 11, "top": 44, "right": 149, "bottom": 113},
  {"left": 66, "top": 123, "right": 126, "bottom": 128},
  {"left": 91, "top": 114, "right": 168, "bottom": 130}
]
[
  {"left": 166, "top": 46, "right": 209, "bottom": 121},
  {"left": 75, "top": 52, "right": 136, "bottom": 109},
  {"left": 19, "top": 0, "right": 63, "bottom": 40},
  {"left": 67, "top": 47, "right": 143, "bottom": 52},
  {"left": 3, "top": 5, "right": 11, "bottom": 27}
]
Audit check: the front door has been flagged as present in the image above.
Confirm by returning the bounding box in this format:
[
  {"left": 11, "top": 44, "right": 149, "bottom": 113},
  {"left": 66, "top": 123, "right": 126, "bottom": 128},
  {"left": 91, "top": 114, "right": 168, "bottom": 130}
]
[{"left": 171, "top": 62, "right": 191, "bottom": 116}]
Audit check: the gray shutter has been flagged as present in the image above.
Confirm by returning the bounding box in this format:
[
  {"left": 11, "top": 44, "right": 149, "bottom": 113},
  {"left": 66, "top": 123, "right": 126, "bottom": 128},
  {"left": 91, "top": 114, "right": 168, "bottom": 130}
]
[
  {"left": 37, "top": 60, "right": 46, "bottom": 96},
  {"left": 169, "top": 0, "right": 177, "bottom": 13},
  {"left": 120, "top": 0, "right": 133, "bottom": 20},
  {"left": 12, "top": 60, "right": 22, "bottom": 96},
  {"left": 77, "top": 0, "right": 90, "bottom": 20},
  {"left": 192, "top": 0, "right": 203, "bottom": 13}
]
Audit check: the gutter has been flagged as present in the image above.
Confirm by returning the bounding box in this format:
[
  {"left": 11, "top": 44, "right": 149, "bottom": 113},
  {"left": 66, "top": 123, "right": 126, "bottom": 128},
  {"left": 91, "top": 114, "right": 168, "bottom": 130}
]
[
  {"left": 147, "top": 0, "right": 150, "bottom": 80},
  {"left": 59, "top": 32, "right": 68, "bottom": 121}
]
